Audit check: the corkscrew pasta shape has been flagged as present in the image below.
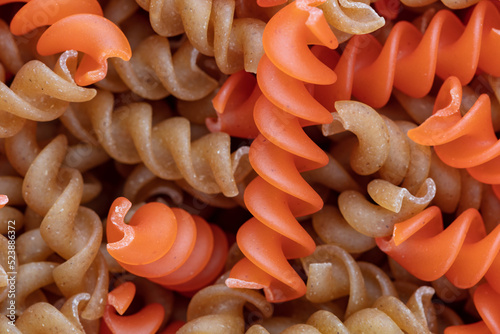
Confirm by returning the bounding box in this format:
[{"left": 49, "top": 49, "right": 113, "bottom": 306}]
[
  {"left": 408, "top": 76, "right": 500, "bottom": 196},
  {"left": 312, "top": 0, "right": 500, "bottom": 109},
  {"left": 1, "top": 0, "right": 131, "bottom": 86},
  {"left": 101, "top": 282, "right": 165, "bottom": 334},
  {"left": 0, "top": 50, "right": 97, "bottom": 138},
  {"left": 376, "top": 206, "right": 500, "bottom": 295},
  {"left": 70, "top": 89, "right": 251, "bottom": 197},
  {"left": 107, "top": 197, "right": 228, "bottom": 293},
  {"left": 226, "top": 0, "right": 337, "bottom": 303}
]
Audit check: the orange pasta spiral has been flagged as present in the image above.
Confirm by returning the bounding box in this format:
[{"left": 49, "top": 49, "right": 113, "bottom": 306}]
[
  {"left": 408, "top": 76, "right": 500, "bottom": 199},
  {"left": 226, "top": 0, "right": 337, "bottom": 303},
  {"left": 107, "top": 197, "right": 228, "bottom": 293},
  {"left": 135, "top": 0, "right": 266, "bottom": 74},
  {"left": 377, "top": 206, "right": 500, "bottom": 295},
  {"left": 312, "top": 0, "right": 500, "bottom": 109},
  {"left": 101, "top": 282, "right": 165, "bottom": 334},
  {"left": 4, "top": 123, "right": 108, "bottom": 320},
  {"left": 0, "top": 0, "right": 131, "bottom": 86}
]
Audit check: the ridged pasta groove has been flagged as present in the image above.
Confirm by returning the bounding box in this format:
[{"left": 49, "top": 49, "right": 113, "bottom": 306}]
[
  {"left": 4, "top": 125, "right": 107, "bottom": 320},
  {"left": 408, "top": 76, "right": 500, "bottom": 200},
  {"left": 313, "top": 0, "right": 500, "bottom": 109},
  {"left": 107, "top": 197, "right": 228, "bottom": 293},
  {"left": 0, "top": 51, "right": 96, "bottom": 138},
  {"left": 135, "top": 0, "right": 266, "bottom": 74}
]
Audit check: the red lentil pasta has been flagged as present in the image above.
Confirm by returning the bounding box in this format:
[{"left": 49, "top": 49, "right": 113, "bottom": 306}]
[{"left": 0, "top": 0, "right": 500, "bottom": 332}]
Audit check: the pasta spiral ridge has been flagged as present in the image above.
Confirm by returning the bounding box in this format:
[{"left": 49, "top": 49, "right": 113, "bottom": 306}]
[
  {"left": 408, "top": 76, "right": 500, "bottom": 195},
  {"left": 5, "top": 127, "right": 107, "bottom": 320},
  {"left": 101, "top": 282, "right": 165, "bottom": 334},
  {"left": 0, "top": 50, "right": 96, "bottom": 138},
  {"left": 135, "top": 0, "right": 266, "bottom": 74},
  {"left": 107, "top": 197, "right": 228, "bottom": 293},
  {"left": 0, "top": 292, "right": 95, "bottom": 333},
  {"left": 226, "top": 0, "right": 337, "bottom": 303},
  {"left": 376, "top": 206, "right": 500, "bottom": 294},
  {"left": 248, "top": 286, "right": 435, "bottom": 334},
  {"left": 74, "top": 89, "right": 251, "bottom": 197},
  {"left": 0, "top": 0, "right": 132, "bottom": 86},
  {"left": 178, "top": 283, "right": 273, "bottom": 334},
  {"left": 301, "top": 245, "right": 398, "bottom": 318},
  {"left": 313, "top": 0, "right": 500, "bottom": 109}
]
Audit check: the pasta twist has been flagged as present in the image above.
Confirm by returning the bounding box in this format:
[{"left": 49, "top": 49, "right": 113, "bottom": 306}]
[
  {"left": 398, "top": 0, "right": 485, "bottom": 9},
  {"left": 177, "top": 283, "right": 273, "bottom": 334},
  {"left": 0, "top": 292, "right": 95, "bottom": 333},
  {"left": 445, "top": 283, "right": 500, "bottom": 334},
  {"left": 135, "top": 0, "right": 266, "bottom": 74},
  {"left": 313, "top": 0, "right": 500, "bottom": 109},
  {"left": 226, "top": 0, "right": 338, "bottom": 303},
  {"left": 71, "top": 89, "right": 251, "bottom": 197},
  {"left": 1, "top": 0, "right": 132, "bottom": 86},
  {"left": 408, "top": 76, "right": 500, "bottom": 199},
  {"left": 4, "top": 125, "right": 108, "bottom": 320},
  {"left": 301, "top": 245, "right": 398, "bottom": 318},
  {"left": 101, "top": 282, "right": 165, "bottom": 334},
  {"left": 107, "top": 197, "right": 228, "bottom": 293},
  {"left": 248, "top": 286, "right": 435, "bottom": 333},
  {"left": 0, "top": 50, "right": 96, "bottom": 138},
  {"left": 377, "top": 206, "right": 500, "bottom": 294}
]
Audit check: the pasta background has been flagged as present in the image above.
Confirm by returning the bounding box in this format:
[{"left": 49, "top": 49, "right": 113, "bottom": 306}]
[{"left": 0, "top": 0, "right": 499, "bottom": 332}]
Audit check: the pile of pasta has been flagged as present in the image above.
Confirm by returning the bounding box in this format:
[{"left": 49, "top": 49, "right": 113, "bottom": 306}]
[{"left": 0, "top": 0, "right": 500, "bottom": 333}]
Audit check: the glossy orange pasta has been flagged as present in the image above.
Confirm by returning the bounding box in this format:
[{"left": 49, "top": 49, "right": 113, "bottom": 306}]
[
  {"left": 1, "top": 0, "right": 131, "bottom": 86},
  {"left": 107, "top": 197, "right": 228, "bottom": 294},
  {"left": 226, "top": 0, "right": 337, "bottom": 303},
  {"left": 376, "top": 206, "right": 500, "bottom": 293},
  {"left": 408, "top": 76, "right": 500, "bottom": 199},
  {"left": 313, "top": 0, "right": 500, "bottom": 109}
]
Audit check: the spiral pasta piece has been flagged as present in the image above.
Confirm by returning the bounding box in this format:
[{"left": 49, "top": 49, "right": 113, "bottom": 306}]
[
  {"left": 73, "top": 89, "right": 251, "bottom": 197},
  {"left": 178, "top": 283, "right": 273, "bottom": 334},
  {"left": 136, "top": 0, "right": 265, "bottom": 74},
  {"left": 4, "top": 126, "right": 107, "bottom": 319},
  {"left": 0, "top": 293, "right": 93, "bottom": 333},
  {"left": 445, "top": 283, "right": 500, "bottom": 334},
  {"left": 323, "top": 100, "right": 431, "bottom": 189},
  {"left": 0, "top": 50, "right": 96, "bottom": 138},
  {"left": 301, "top": 245, "right": 398, "bottom": 318},
  {"left": 107, "top": 197, "right": 228, "bottom": 293},
  {"left": 109, "top": 25, "right": 220, "bottom": 100},
  {"left": 313, "top": 0, "right": 500, "bottom": 109},
  {"left": 408, "top": 76, "right": 500, "bottom": 195},
  {"left": 226, "top": 0, "right": 338, "bottom": 303},
  {"left": 1, "top": 0, "right": 131, "bottom": 86},
  {"left": 377, "top": 206, "right": 500, "bottom": 294},
  {"left": 248, "top": 286, "right": 435, "bottom": 333},
  {"left": 399, "top": 0, "right": 483, "bottom": 9},
  {"left": 101, "top": 282, "right": 165, "bottom": 334}
]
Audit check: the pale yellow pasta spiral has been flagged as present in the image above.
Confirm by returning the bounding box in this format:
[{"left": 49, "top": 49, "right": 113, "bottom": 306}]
[
  {"left": 0, "top": 51, "right": 96, "bottom": 138},
  {"left": 66, "top": 89, "right": 252, "bottom": 197}
]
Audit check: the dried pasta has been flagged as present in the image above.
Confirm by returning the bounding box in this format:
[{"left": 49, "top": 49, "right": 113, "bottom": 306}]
[
  {"left": 1, "top": 0, "right": 131, "bottom": 86},
  {"left": 107, "top": 197, "right": 228, "bottom": 293},
  {"left": 65, "top": 89, "right": 251, "bottom": 197},
  {"left": 0, "top": 0, "right": 499, "bottom": 331},
  {"left": 226, "top": 0, "right": 337, "bottom": 303}
]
